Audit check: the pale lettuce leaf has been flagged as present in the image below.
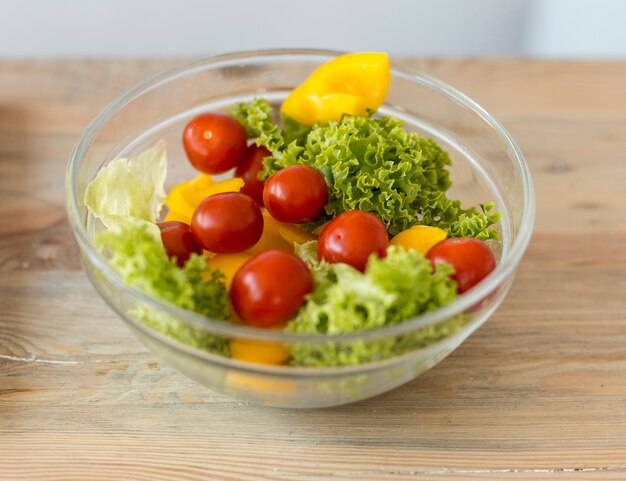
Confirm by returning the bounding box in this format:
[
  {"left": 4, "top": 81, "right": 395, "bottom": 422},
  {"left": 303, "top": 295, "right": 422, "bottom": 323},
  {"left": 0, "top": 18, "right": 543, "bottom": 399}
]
[{"left": 84, "top": 140, "right": 167, "bottom": 229}]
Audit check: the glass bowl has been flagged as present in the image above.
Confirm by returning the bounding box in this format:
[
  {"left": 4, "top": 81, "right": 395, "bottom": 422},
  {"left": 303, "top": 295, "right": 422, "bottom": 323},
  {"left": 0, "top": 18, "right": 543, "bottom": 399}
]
[{"left": 66, "top": 49, "right": 534, "bottom": 408}]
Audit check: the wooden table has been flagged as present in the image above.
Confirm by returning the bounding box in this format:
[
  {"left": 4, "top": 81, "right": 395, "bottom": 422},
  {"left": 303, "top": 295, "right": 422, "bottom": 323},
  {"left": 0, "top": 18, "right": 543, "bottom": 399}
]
[{"left": 1, "top": 59, "right": 625, "bottom": 480}]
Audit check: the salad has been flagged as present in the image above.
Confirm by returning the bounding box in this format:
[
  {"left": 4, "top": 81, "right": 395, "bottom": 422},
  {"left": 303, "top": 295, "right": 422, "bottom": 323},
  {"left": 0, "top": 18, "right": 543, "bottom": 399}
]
[{"left": 86, "top": 53, "right": 499, "bottom": 367}]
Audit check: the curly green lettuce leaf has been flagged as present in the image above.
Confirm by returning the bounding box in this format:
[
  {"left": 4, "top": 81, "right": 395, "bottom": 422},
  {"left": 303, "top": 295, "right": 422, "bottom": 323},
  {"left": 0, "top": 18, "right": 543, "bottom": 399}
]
[
  {"left": 96, "top": 220, "right": 230, "bottom": 354},
  {"left": 84, "top": 140, "right": 167, "bottom": 229},
  {"left": 227, "top": 98, "right": 284, "bottom": 151},
  {"left": 444, "top": 203, "right": 500, "bottom": 241},
  {"left": 286, "top": 246, "right": 463, "bottom": 366},
  {"left": 96, "top": 220, "right": 229, "bottom": 320},
  {"left": 228, "top": 99, "right": 500, "bottom": 239},
  {"left": 280, "top": 112, "right": 312, "bottom": 146},
  {"left": 274, "top": 114, "right": 499, "bottom": 238}
]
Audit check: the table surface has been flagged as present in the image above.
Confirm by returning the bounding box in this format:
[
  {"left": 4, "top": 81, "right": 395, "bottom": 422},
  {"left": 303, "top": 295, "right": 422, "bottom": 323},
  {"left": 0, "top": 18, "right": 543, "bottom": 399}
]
[{"left": 1, "top": 59, "right": 625, "bottom": 480}]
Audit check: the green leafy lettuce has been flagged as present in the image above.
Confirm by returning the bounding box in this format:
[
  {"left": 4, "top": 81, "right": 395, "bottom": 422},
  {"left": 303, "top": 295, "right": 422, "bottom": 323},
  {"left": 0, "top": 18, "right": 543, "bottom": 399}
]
[
  {"left": 95, "top": 220, "right": 230, "bottom": 355},
  {"left": 84, "top": 142, "right": 230, "bottom": 355},
  {"left": 286, "top": 245, "right": 464, "bottom": 367},
  {"left": 229, "top": 98, "right": 499, "bottom": 239}
]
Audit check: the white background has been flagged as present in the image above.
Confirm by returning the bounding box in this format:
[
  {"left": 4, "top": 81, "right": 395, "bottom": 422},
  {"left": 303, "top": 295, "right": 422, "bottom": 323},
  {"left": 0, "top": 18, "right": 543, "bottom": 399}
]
[{"left": 0, "top": 0, "right": 624, "bottom": 58}]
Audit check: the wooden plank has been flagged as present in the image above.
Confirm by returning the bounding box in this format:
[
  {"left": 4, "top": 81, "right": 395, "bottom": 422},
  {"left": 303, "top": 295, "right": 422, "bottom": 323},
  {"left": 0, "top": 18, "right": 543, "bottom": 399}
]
[
  {"left": 1, "top": 433, "right": 625, "bottom": 480},
  {"left": 1, "top": 59, "right": 626, "bottom": 480}
]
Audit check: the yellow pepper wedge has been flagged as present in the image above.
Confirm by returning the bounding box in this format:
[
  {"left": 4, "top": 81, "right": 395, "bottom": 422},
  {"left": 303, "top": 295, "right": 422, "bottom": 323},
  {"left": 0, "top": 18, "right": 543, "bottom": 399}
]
[
  {"left": 229, "top": 338, "right": 291, "bottom": 366},
  {"left": 246, "top": 211, "right": 293, "bottom": 255},
  {"left": 201, "top": 177, "right": 244, "bottom": 197},
  {"left": 276, "top": 221, "right": 316, "bottom": 246},
  {"left": 163, "top": 208, "right": 194, "bottom": 224},
  {"left": 390, "top": 225, "right": 447, "bottom": 255},
  {"left": 164, "top": 176, "right": 244, "bottom": 225},
  {"left": 281, "top": 52, "right": 390, "bottom": 125},
  {"left": 163, "top": 182, "right": 195, "bottom": 223},
  {"left": 207, "top": 252, "right": 253, "bottom": 288},
  {"left": 180, "top": 173, "right": 215, "bottom": 206}
]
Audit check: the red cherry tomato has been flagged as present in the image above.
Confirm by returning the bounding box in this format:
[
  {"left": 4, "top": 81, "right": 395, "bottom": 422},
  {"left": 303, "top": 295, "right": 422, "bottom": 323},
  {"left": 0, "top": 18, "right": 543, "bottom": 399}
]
[
  {"left": 191, "top": 192, "right": 263, "bottom": 253},
  {"left": 230, "top": 250, "right": 313, "bottom": 327},
  {"left": 317, "top": 210, "right": 388, "bottom": 272},
  {"left": 426, "top": 237, "right": 496, "bottom": 293},
  {"left": 235, "top": 144, "right": 270, "bottom": 206},
  {"left": 156, "top": 221, "right": 203, "bottom": 267},
  {"left": 263, "top": 165, "right": 328, "bottom": 223},
  {"left": 183, "top": 113, "right": 247, "bottom": 174}
]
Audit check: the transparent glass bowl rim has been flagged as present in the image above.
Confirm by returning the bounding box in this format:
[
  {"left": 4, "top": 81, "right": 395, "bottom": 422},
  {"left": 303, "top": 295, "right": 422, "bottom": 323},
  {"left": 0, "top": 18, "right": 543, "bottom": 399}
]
[{"left": 66, "top": 48, "right": 535, "bottom": 344}]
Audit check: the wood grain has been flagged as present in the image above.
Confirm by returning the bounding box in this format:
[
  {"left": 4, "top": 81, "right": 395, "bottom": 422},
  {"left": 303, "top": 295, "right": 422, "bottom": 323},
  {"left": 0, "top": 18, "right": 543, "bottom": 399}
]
[{"left": 1, "top": 59, "right": 626, "bottom": 480}]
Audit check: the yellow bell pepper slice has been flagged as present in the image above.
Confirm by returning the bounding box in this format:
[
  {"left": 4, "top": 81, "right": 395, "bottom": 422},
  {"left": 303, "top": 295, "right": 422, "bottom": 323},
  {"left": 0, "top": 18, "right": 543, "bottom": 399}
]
[
  {"left": 163, "top": 209, "right": 193, "bottom": 224},
  {"left": 164, "top": 176, "right": 244, "bottom": 225},
  {"left": 201, "top": 177, "right": 244, "bottom": 200},
  {"left": 281, "top": 52, "right": 390, "bottom": 125},
  {"left": 230, "top": 338, "right": 290, "bottom": 366},
  {"left": 207, "top": 252, "right": 253, "bottom": 288},
  {"left": 390, "top": 225, "right": 447, "bottom": 255},
  {"left": 246, "top": 211, "right": 293, "bottom": 255},
  {"left": 307, "top": 93, "right": 368, "bottom": 124},
  {"left": 276, "top": 221, "right": 316, "bottom": 246},
  {"left": 180, "top": 173, "right": 215, "bottom": 207},
  {"left": 163, "top": 182, "right": 195, "bottom": 223}
]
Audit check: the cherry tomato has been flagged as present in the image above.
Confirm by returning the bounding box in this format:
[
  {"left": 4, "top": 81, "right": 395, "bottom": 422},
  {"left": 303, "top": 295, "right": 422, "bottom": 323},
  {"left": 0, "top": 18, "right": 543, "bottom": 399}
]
[
  {"left": 317, "top": 210, "right": 388, "bottom": 272},
  {"left": 263, "top": 165, "right": 328, "bottom": 223},
  {"left": 156, "top": 221, "right": 203, "bottom": 267},
  {"left": 183, "top": 113, "right": 247, "bottom": 174},
  {"left": 426, "top": 237, "right": 496, "bottom": 293},
  {"left": 191, "top": 192, "right": 263, "bottom": 253},
  {"left": 230, "top": 250, "right": 313, "bottom": 327},
  {"left": 235, "top": 144, "right": 270, "bottom": 206}
]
